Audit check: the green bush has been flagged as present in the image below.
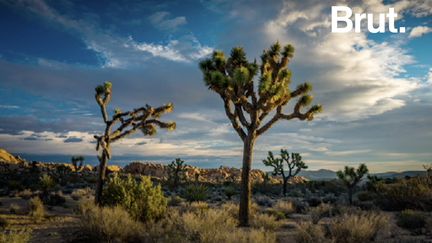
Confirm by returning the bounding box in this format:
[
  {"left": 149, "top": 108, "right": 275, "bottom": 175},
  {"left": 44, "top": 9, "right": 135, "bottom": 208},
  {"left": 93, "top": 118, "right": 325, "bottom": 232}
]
[
  {"left": 397, "top": 210, "right": 426, "bottom": 230},
  {"left": 28, "top": 197, "right": 45, "bottom": 222},
  {"left": 376, "top": 176, "right": 432, "bottom": 211},
  {"left": 102, "top": 174, "right": 167, "bottom": 222},
  {"left": 182, "top": 184, "right": 208, "bottom": 202},
  {"left": 79, "top": 200, "right": 143, "bottom": 242},
  {"left": 223, "top": 185, "right": 237, "bottom": 200}
]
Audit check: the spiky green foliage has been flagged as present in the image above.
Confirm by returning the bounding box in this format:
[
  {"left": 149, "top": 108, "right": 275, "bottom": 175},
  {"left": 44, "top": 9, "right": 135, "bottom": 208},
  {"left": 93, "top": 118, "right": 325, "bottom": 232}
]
[
  {"left": 94, "top": 81, "right": 176, "bottom": 204},
  {"left": 336, "top": 164, "right": 369, "bottom": 205},
  {"left": 167, "top": 158, "right": 187, "bottom": 189},
  {"left": 263, "top": 149, "right": 308, "bottom": 195},
  {"left": 102, "top": 174, "right": 167, "bottom": 222},
  {"left": 71, "top": 155, "right": 85, "bottom": 172},
  {"left": 199, "top": 42, "right": 322, "bottom": 226}
]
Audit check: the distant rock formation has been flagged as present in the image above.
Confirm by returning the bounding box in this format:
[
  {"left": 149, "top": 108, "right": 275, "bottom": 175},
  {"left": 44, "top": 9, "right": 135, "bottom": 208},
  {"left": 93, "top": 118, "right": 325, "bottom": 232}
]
[
  {"left": 0, "top": 148, "right": 26, "bottom": 164},
  {"left": 123, "top": 161, "right": 301, "bottom": 184}
]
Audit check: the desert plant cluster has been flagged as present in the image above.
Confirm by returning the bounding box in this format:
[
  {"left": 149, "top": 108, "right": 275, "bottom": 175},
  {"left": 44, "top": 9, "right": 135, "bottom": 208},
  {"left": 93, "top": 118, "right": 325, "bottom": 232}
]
[{"left": 0, "top": 43, "right": 431, "bottom": 242}]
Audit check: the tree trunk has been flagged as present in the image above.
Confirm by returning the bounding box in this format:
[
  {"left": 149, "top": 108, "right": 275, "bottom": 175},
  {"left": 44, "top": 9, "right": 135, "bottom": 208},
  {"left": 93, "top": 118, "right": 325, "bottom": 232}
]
[
  {"left": 348, "top": 187, "right": 353, "bottom": 205},
  {"left": 239, "top": 135, "right": 256, "bottom": 227},
  {"left": 283, "top": 177, "right": 288, "bottom": 196},
  {"left": 95, "top": 152, "right": 108, "bottom": 205}
]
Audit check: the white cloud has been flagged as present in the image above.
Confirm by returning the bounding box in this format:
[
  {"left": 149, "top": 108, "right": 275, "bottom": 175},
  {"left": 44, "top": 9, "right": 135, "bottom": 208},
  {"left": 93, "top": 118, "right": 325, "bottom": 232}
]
[
  {"left": 149, "top": 11, "right": 187, "bottom": 31},
  {"left": 409, "top": 26, "right": 432, "bottom": 38},
  {"left": 264, "top": 0, "right": 419, "bottom": 121}
]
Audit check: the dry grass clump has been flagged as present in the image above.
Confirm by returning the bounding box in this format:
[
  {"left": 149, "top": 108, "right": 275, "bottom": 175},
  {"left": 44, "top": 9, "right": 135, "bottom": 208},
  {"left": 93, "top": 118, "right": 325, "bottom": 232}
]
[
  {"left": 179, "top": 206, "right": 276, "bottom": 243},
  {"left": 295, "top": 221, "right": 328, "bottom": 243},
  {"left": 78, "top": 200, "right": 278, "bottom": 243},
  {"left": 328, "top": 212, "right": 389, "bottom": 243},
  {"left": 0, "top": 229, "right": 32, "bottom": 243},
  {"left": 295, "top": 211, "right": 389, "bottom": 243},
  {"left": 78, "top": 200, "right": 144, "bottom": 242},
  {"left": 70, "top": 187, "right": 93, "bottom": 201},
  {"left": 28, "top": 197, "right": 45, "bottom": 222},
  {"left": 309, "top": 203, "right": 333, "bottom": 224},
  {"left": 274, "top": 200, "right": 295, "bottom": 215},
  {"left": 16, "top": 189, "right": 33, "bottom": 200}
]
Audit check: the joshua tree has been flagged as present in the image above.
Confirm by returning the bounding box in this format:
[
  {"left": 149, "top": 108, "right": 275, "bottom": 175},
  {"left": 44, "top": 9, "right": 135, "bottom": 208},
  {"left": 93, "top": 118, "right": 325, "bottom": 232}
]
[
  {"left": 94, "top": 81, "right": 176, "bottom": 204},
  {"left": 199, "top": 42, "right": 322, "bottom": 226},
  {"left": 337, "top": 163, "right": 369, "bottom": 205},
  {"left": 263, "top": 149, "right": 307, "bottom": 196},
  {"left": 167, "top": 158, "right": 187, "bottom": 189},
  {"left": 71, "top": 156, "right": 85, "bottom": 172}
]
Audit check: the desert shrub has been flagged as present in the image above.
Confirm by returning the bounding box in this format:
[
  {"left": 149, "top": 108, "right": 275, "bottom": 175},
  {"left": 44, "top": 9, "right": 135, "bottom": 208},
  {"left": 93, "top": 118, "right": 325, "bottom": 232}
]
[
  {"left": 310, "top": 203, "right": 334, "bottom": 224},
  {"left": 28, "top": 197, "right": 45, "bottom": 222},
  {"left": 45, "top": 192, "right": 66, "bottom": 206},
  {"left": 295, "top": 222, "right": 328, "bottom": 243},
  {"left": 182, "top": 184, "right": 208, "bottom": 202},
  {"left": 39, "top": 174, "right": 55, "bottom": 194},
  {"left": 255, "top": 195, "right": 274, "bottom": 207},
  {"left": 189, "top": 201, "right": 209, "bottom": 212},
  {"left": 168, "top": 195, "right": 186, "bottom": 207},
  {"left": 329, "top": 212, "right": 389, "bottom": 243},
  {"left": 9, "top": 204, "right": 21, "bottom": 214},
  {"left": 0, "top": 217, "right": 8, "bottom": 229},
  {"left": 0, "top": 229, "right": 32, "bottom": 243},
  {"left": 79, "top": 200, "right": 143, "bottom": 242},
  {"left": 71, "top": 188, "right": 93, "bottom": 201},
  {"left": 251, "top": 213, "right": 281, "bottom": 231},
  {"left": 223, "top": 185, "right": 237, "bottom": 200},
  {"left": 397, "top": 210, "right": 426, "bottom": 231},
  {"left": 273, "top": 200, "right": 295, "bottom": 217},
  {"left": 181, "top": 207, "right": 276, "bottom": 243},
  {"left": 16, "top": 189, "right": 33, "bottom": 200},
  {"left": 376, "top": 176, "right": 432, "bottom": 211},
  {"left": 102, "top": 174, "right": 167, "bottom": 222},
  {"left": 356, "top": 191, "right": 376, "bottom": 201}
]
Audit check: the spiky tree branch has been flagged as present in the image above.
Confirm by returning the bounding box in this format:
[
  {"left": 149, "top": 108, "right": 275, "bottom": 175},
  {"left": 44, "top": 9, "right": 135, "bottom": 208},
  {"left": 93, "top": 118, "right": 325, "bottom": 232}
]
[{"left": 94, "top": 81, "right": 176, "bottom": 204}]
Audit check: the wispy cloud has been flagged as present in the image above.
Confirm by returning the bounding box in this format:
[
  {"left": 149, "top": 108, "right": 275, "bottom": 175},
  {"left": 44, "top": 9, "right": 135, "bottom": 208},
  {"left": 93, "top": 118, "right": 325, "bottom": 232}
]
[
  {"left": 149, "top": 11, "right": 187, "bottom": 31},
  {"left": 6, "top": 0, "right": 212, "bottom": 68}
]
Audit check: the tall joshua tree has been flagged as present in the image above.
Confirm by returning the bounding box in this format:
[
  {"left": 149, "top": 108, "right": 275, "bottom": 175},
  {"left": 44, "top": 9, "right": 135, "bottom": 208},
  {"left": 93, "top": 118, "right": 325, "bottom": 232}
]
[
  {"left": 199, "top": 42, "right": 322, "bottom": 226},
  {"left": 94, "top": 81, "right": 176, "bottom": 204},
  {"left": 263, "top": 149, "right": 307, "bottom": 196},
  {"left": 337, "top": 163, "right": 369, "bottom": 205}
]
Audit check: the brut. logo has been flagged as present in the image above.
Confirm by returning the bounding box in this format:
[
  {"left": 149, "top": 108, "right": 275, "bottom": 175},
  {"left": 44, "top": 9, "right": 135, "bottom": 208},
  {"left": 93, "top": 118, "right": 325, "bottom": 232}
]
[{"left": 331, "top": 6, "right": 406, "bottom": 33}]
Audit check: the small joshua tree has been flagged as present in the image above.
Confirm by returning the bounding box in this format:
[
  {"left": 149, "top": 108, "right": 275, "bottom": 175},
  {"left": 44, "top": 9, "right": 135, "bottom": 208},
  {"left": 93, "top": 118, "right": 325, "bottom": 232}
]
[
  {"left": 199, "top": 42, "right": 322, "bottom": 226},
  {"left": 94, "top": 81, "right": 176, "bottom": 204},
  {"left": 337, "top": 163, "right": 369, "bottom": 205},
  {"left": 263, "top": 149, "right": 307, "bottom": 196},
  {"left": 167, "top": 158, "right": 187, "bottom": 189},
  {"left": 71, "top": 156, "right": 85, "bottom": 172}
]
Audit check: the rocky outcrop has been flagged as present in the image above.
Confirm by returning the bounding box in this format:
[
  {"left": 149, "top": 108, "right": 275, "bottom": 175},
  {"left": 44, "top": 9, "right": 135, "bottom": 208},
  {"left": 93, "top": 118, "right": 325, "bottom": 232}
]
[
  {"left": 0, "top": 148, "right": 26, "bottom": 164},
  {"left": 123, "top": 162, "right": 287, "bottom": 184}
]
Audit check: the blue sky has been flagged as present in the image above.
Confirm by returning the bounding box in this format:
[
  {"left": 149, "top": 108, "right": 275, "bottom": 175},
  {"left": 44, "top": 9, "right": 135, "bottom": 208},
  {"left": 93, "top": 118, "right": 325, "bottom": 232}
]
[{"left": 0, "top": 0, "right": 431, "bottom": 172}]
